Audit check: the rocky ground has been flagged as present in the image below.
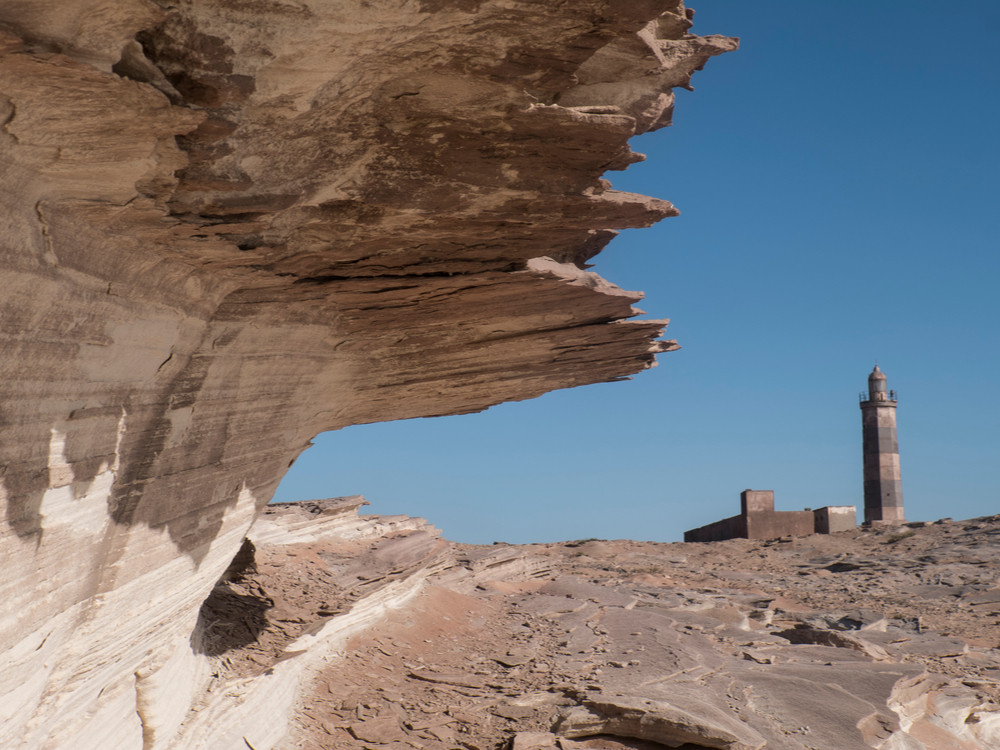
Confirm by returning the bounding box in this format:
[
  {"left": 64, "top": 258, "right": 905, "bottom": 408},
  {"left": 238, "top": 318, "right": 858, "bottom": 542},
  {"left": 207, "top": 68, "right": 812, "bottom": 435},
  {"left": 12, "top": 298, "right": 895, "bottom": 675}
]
[{"left": 216, "top": 500, "right": 1000, "bottom": 750}]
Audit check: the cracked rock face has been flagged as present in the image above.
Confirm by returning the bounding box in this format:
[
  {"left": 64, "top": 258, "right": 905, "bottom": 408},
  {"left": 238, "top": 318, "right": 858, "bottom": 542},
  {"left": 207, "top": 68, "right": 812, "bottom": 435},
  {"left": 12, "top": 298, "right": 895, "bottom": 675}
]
[{"left": 0, "top": 2, "right": 734, "bottom": 747}]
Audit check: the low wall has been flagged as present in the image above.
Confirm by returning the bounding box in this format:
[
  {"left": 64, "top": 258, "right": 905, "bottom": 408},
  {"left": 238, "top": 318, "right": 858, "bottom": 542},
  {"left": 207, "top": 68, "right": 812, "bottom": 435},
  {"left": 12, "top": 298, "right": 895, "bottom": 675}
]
[{"left": 683, "top": 515, "right": 747, "bottom": 543}]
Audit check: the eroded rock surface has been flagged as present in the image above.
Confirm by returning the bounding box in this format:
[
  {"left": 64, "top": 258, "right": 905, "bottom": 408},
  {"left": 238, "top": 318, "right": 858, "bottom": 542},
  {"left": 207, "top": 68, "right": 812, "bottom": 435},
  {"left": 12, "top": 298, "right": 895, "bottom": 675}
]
[
  {"left": 214, "top": 502, "right": 1000, "bottom": 750},
  {"left": 0, "top": 2, "right": 733, "bottom": 747}
]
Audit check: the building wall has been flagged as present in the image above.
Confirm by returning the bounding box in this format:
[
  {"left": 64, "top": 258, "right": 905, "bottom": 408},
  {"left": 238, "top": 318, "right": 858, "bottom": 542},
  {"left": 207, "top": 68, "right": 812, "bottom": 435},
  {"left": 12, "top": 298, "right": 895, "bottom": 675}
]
[
  {"left": 746, "top": 510, "right": 814, "bottom": 540},
  {"left": 814, "top": 506, "right": 857, "bottom": 534},
  {"left": 741, "top": 490, "right": 774, "bottom": 514},
  {"left": 683, "top": 495, "right": 858, "bottom": 542},
  {"left": 683, "top": 514, "right": 747, "bottom": 543}
]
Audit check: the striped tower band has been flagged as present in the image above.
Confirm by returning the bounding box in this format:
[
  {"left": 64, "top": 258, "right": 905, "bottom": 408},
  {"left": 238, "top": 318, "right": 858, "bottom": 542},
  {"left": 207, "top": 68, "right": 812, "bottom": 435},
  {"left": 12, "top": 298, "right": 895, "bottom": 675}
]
[{"left": 860, "top": 365, "right": 904, "bottom": 523}]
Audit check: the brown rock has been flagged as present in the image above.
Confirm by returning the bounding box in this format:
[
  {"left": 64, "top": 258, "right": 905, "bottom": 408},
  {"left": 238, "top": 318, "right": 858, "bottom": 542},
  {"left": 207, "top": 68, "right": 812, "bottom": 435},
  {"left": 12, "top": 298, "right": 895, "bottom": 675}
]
[
  {"left": 511, "top": 732, "right": 559, "bottom": 750},
  {"left": 492, "top": 704, "right": 538, "bottom": 721},
  {"left": 348, "top": 717, "right": 409, "bottom": 744},
  {"left": 554, "top": 694, "right": 766, "bottom": 750}
]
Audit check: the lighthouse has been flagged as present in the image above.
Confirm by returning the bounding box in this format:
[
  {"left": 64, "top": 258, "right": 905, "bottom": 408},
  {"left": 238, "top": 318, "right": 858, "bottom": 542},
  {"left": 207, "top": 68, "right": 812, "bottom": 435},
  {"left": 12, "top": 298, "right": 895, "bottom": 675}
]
[{"left": 859, "top": 365, "right": 904, "bottom": 523}]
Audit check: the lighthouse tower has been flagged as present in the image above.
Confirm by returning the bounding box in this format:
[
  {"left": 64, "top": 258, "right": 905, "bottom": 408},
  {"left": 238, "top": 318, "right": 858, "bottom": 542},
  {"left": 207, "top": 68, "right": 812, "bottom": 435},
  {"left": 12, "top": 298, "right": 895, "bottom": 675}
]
[{"left": 860, "top": 365, "right": 904, "bottom": 523}]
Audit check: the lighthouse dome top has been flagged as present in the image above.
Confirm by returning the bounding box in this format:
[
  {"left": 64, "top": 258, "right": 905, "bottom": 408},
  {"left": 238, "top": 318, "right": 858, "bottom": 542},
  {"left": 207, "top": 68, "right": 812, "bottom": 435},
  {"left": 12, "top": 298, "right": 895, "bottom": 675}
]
[{"left": 862, "top": 364, "right": 895, "bottom": 404}]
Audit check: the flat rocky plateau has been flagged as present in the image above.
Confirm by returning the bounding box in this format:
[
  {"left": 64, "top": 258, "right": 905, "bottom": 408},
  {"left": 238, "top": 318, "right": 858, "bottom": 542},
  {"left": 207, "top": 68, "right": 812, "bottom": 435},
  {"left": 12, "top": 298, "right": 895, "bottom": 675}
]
[{"left": 214, "top": 500, "right": 1000, "bottom": 749}]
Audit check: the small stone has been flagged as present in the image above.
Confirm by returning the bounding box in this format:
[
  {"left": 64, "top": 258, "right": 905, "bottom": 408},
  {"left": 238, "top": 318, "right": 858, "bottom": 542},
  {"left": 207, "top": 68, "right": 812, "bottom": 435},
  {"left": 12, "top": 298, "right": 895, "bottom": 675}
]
[
  {"left": 347, "top": 717, "right": 408, "bottom": 744},
  {"left": 510, "top": 732, "right": 559, "bottom": 750}
]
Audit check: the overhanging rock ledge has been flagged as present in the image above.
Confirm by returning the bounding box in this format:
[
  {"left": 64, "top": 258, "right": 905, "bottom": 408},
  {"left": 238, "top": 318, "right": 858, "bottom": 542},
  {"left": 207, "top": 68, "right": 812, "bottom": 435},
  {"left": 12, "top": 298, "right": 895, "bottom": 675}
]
[{"left": 0, "top": 2, "right": 735, "bottom": 747}]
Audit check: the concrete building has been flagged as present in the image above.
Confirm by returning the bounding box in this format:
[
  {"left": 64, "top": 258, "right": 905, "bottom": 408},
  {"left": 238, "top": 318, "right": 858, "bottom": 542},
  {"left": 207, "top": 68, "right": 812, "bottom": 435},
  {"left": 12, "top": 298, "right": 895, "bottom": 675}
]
[
  {"left": 813, "top": 505, "right": 858, "bottom": 534},
  {"left": 684, "top": 368, "right": 906, "bottom": 542},
  {"left": 860, "top": 365, "right": 905, "bottom": 524},
  {"left": 683, "top": 490, "right": 856, "bottom": 543}
]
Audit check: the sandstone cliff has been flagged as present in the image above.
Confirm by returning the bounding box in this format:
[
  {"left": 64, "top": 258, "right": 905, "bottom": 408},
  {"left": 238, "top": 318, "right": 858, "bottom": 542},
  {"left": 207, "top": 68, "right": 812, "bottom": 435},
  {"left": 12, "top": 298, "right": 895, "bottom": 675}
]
[{"left": 0, "top": 2, "right": 735, "bottom": 747}]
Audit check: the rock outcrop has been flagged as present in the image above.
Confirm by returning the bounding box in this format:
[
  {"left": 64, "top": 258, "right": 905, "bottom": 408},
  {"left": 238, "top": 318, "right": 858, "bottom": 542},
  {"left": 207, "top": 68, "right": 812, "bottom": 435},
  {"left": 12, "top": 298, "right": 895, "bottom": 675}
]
[{"left": 0, "top": 2, "right": 734, "bottom": 747}]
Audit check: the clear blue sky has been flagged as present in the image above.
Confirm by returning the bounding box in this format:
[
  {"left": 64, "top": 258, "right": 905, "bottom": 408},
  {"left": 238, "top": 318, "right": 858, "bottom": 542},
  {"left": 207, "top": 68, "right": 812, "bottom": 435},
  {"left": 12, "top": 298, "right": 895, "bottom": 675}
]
[{"left": 273, "top": 1, "right": 1000, "bottom": 543}]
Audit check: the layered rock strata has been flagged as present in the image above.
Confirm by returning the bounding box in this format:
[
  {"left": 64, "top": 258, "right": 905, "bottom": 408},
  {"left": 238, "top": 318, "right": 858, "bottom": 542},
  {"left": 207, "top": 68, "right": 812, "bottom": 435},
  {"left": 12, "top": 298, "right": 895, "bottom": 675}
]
[{"left": 0, "top": 2, "right": 734, "bottom": 747}]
